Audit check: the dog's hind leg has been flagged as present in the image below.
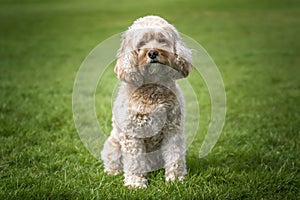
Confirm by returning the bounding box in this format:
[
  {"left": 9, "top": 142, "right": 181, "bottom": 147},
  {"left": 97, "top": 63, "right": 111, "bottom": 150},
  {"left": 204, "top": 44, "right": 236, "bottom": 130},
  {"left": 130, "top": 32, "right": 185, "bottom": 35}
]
[{"left": 101, "top": 129, "right": 123, "bottom": 175}]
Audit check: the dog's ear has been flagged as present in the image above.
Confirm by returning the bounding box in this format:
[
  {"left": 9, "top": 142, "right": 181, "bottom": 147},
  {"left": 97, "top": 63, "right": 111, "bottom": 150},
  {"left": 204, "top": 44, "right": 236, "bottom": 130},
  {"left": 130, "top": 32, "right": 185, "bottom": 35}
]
[
  {"left": 174, "top": 36, "right": 192, "bottom": 78},
  {"left": 114, "top": 31, "right": 138, "bottom": 82},
  {"left": 114, "top": 35, "right": 126, "bottom": 80}
]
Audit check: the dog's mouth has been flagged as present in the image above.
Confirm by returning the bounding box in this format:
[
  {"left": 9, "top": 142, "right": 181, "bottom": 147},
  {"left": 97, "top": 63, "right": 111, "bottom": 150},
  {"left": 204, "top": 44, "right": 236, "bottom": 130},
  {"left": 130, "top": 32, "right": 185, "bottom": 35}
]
[{"left": 149, "top": 59, "right": 162, "bottom": 64}]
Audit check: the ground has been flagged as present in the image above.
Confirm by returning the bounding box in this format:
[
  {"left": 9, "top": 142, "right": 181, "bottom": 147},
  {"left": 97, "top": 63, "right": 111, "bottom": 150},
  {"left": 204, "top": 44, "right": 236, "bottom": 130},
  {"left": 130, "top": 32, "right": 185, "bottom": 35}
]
[{"left": 0, "top": 0, "right": 299, "bottom": 199}]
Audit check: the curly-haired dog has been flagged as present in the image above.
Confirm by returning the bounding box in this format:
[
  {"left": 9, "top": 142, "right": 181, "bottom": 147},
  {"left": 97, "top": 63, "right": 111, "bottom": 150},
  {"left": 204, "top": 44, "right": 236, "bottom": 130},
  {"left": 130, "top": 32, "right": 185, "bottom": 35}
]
[{"left": 101, "top": 15, "right": 192, "bottom": 188}]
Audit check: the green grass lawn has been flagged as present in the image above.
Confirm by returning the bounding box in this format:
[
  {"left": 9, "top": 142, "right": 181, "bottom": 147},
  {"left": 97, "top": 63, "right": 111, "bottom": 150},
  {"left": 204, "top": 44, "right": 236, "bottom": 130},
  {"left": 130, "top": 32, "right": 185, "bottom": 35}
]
[{"left": 0, "top": 0, "right": 299, "bottom": 199}]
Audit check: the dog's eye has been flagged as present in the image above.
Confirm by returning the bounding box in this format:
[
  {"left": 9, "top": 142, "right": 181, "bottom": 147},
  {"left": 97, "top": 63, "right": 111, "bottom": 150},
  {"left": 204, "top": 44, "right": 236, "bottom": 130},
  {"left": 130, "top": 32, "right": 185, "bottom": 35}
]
[
  {"left": 139, "top": 41, "right": 146, "bottom": 47},
  {"left": 158, "top": 38, "right": 166, "bottom": 44}
]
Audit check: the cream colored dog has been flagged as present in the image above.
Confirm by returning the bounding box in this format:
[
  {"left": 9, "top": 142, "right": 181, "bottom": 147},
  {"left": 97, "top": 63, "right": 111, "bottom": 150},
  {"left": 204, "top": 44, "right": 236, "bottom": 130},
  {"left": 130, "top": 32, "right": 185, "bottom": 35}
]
[{"left": 101, "top": 15, "right": 192, "bottom": 188}]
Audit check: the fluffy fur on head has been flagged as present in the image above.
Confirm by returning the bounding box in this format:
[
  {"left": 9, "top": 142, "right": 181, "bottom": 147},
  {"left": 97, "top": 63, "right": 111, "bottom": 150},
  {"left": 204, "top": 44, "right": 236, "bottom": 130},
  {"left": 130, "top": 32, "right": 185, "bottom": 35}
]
[
  {"left": 101, "top": 16, "right": 192, "bottom": 189},
  {"left": 114, "top": 15, "right": 192, "bottom": 83}
]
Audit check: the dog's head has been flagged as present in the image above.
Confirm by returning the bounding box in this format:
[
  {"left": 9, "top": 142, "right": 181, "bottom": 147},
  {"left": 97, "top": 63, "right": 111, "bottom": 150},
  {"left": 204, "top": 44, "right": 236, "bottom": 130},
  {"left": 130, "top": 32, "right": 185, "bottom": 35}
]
[{"left": 114, "top": 16, "right": 192, "bottom": 83}]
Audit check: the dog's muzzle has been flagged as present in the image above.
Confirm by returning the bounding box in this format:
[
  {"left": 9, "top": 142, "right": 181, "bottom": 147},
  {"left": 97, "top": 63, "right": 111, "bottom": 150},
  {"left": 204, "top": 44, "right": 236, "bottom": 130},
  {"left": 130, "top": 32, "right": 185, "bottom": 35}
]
[{"left": 148, "top": 50, "right": 159, "bottom": 59}]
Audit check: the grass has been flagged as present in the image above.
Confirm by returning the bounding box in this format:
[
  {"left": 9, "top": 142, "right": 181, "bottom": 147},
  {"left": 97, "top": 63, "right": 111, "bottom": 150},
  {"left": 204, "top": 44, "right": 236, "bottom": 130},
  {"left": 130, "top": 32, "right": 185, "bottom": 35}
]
[{"left": 0, "top": 0, "right": 299, "bottom": 199}]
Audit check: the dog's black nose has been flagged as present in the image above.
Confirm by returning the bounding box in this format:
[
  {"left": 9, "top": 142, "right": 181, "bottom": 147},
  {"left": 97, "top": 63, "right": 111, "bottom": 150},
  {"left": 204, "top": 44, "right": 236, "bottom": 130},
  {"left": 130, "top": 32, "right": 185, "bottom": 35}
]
[{"left": 148, "top": 50, "right": 159, "bottom": 59}]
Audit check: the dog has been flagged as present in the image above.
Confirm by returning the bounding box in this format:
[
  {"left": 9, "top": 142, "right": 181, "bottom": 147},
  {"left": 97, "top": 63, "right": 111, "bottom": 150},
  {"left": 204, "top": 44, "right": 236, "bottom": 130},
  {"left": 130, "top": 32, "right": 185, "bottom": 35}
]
[{"left": 101, "top": 15, "right": 192, "bottom": 188}]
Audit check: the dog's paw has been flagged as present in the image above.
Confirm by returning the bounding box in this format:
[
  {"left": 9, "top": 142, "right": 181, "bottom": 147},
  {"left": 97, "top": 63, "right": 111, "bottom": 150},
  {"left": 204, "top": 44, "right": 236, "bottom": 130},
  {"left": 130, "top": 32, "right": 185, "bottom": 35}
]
[
  {"left": 165, "top": 172, "right": 186, "bottom": 182},
  {"left": 124, "top": 174, "right": 147, "bottom": 189},
  {"left": 104, "top": 168, "right": 122, "bottom": 176}
]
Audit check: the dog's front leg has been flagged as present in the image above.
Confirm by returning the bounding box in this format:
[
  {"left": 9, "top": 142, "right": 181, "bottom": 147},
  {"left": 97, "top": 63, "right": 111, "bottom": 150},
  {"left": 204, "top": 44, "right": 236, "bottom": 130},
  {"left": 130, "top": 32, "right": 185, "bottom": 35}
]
[
  {"left": 162, "top": 130, "right": 187, "bottom": 182},
  {"left": 121, "top": 135, "right": 148, "bottom": 188}
]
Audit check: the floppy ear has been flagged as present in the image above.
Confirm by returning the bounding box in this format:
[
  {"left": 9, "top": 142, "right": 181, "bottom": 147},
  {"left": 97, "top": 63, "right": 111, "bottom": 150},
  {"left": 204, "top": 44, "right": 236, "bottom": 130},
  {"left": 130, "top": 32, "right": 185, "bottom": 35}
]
[
  {"left": 174, "top": 36, "right": 192, "bottom": 78},
  {"left": 114, "top": 31, "right": 138, "bottom": 82}
]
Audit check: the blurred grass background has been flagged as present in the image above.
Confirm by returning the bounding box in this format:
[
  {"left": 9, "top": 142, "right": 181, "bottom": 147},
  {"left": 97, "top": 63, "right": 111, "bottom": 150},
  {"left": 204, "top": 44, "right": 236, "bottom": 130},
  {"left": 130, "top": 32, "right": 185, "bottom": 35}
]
[{"left": 0, "top": 0, "right": 299, "bottom": 199}]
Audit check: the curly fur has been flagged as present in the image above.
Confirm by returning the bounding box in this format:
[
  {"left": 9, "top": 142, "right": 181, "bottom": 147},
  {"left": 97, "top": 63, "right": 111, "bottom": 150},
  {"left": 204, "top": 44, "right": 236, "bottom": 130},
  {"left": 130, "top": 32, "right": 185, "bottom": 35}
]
[{"left": 101, "top": 15, "right": 192, "bottom": 188}]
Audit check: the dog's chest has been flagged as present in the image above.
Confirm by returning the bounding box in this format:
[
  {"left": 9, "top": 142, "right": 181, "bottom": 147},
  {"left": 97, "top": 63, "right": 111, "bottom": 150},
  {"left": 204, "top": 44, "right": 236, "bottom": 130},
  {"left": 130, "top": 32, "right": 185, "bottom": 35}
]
[
  {"left": 128, "top": 83, "right": 176, "bottom": 114},
  {"left": 123, "top": 83, "right": 179, "bottom": 152}
]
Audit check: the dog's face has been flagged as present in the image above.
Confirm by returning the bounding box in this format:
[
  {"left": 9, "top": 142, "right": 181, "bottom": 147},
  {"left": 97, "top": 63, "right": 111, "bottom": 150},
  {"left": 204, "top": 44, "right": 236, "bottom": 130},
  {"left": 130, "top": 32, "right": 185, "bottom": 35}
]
[
  {"left": 135, "top": 29, "right": 175, "bottom": 68},
  {"left": 114, "top": 18, "right": 192, "bottom": 84}
]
